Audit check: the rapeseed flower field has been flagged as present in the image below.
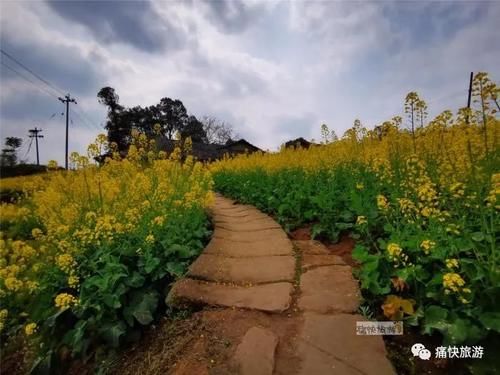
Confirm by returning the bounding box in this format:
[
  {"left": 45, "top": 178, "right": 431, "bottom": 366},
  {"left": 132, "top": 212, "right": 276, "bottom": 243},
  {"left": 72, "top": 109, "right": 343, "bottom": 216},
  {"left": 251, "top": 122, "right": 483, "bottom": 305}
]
[
  {"left": 0, "top": 131, "right": 213, "bottom": 370},
  {"left": 212, "top": 73, "right": 499, "bottom": 347}
]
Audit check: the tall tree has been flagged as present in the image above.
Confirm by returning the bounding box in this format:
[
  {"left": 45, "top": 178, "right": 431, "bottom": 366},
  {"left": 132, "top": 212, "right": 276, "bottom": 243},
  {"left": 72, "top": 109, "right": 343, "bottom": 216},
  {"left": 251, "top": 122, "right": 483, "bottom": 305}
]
[
  {"left": 201, "top": 116, "right": 236, "bottom": 144},
  {"left": 1, "top": 137, "right": 22, "bottom": 166},
  {"left": 97, "top": 87, "right": 129, "bottom": 152},
  {"left": 181, "top": 116, "right": 207, "bottom": 142},
  {"left": 155, "top": 98, "right": 189, "bottom": 139}
]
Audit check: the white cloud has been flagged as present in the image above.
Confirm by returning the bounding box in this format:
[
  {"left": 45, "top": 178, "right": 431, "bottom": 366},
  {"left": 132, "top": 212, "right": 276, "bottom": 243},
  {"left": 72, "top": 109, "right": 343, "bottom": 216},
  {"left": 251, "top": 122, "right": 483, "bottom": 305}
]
[{"left": 1, "top": 0, "right": 499, "bottom": 162}]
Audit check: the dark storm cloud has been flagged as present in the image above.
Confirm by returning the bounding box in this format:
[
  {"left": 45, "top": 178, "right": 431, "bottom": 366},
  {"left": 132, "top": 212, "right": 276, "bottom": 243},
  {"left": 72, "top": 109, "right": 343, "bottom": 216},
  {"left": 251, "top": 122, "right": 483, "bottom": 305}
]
[
  {"left": 0, "top": 36, "right": 103, "bottom": 97},
  {"left": 46, "top": 0, "right": 184, "bottom": 53},
  {"left": 201, "top": 0, "right": 266, "bottom": 34}
]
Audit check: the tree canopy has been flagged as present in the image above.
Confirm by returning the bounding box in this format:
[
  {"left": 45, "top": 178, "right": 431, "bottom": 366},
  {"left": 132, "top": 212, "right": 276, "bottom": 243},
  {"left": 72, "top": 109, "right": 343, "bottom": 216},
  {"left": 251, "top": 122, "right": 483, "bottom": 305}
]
[{"left": 97, "top": 87, "right": 209, "bottom": 152}]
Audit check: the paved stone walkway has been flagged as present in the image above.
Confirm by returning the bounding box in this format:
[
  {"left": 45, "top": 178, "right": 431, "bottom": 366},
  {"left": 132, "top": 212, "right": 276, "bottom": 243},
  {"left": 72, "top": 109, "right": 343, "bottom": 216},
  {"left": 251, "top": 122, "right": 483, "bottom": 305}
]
[{"left": 167, "top": 195, "right": 395, "bottom": 375}]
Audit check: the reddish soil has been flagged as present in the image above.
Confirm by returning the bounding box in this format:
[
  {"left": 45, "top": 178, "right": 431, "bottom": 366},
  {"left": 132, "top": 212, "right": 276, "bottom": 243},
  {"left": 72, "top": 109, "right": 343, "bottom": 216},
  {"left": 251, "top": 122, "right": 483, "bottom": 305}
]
[
  {"left": 290, "top": 225, "right": 357, "bottom": 267},
  {"left": 113, "top": 308, "right": 303, "bottom": 375},
  {"left": 289, "top": 225, "right": 312, "bottom": 240},
  {"left": 325, "top": 234, "right": 357, "bottom": 266}
]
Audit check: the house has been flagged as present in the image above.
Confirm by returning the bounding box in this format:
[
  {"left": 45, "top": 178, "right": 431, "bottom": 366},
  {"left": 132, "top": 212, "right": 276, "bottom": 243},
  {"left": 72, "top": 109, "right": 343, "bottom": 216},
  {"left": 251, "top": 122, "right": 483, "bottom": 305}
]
[
  {"left": 219, "top": 139, "right": 262, "bottom": 156},
  {"left": 284, "top": 137, "right": 316, "bottom": 149},
  {"left": 156, "top": 137, "right": 262, "bottom": 162}
]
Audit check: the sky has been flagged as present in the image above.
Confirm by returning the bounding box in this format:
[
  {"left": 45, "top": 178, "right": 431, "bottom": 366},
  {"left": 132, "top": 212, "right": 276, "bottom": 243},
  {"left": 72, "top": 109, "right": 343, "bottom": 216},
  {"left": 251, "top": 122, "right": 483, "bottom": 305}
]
[{"left": 0, "top": 0, "right": 499, "bottom": 165}]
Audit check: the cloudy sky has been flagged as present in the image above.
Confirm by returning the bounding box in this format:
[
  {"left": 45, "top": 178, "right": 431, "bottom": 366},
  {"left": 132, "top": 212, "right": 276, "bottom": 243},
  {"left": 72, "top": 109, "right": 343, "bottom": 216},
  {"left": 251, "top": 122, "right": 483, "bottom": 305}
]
[{"left": 0, "top": 0, "right": 499, "bottom": 165}]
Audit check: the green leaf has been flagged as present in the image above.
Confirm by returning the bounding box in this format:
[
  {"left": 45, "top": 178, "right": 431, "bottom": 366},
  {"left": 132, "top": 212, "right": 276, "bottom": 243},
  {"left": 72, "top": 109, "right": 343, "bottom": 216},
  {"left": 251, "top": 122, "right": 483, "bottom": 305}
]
[
  {"left": 63, "top": 320, "right": 89, "bottom": 356},
  {"left": 166, "top": 261, "right": 186, "bottom": 278},
  {"left": 30, "top": 350, "right": 55, "bottom": 375},
  {"left": 447, "top": 318, "right": 468, "bottom": 344},
  {"left": 479, "top": 312, "right": 500, "bottom": 332},
  {"left": 423, "top": 305, "right": 449, "bottom": 334},
  {"left": 144, "top": 256, "right": 161, "bottom": 274},
  {"left": 125, "top": 272, "right": 145, "bottom": 288},
  {"left": 383, "top": 223, "right": 393, "bottom": 232},
  {"left": 99, "top": 321, "right": 126, "bottom": 348},
  {"left": 471, "top": 232, "right": 485, "bottom": 242},
  {"left": 352, "top": 245, "right": 370, "bottom": 262},
  {"left": 103, "top": 293, "right": 121, "bottom": 309},
  {"left": 129, "top": 290, "right": 159, "bottom": 325}
]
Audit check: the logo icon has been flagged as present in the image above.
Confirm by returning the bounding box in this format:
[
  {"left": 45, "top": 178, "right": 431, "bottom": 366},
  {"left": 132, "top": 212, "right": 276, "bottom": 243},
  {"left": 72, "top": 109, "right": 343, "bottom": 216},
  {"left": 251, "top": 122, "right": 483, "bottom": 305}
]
[{"left": 411, "top": 343, "right": 431, "bottom": 360}]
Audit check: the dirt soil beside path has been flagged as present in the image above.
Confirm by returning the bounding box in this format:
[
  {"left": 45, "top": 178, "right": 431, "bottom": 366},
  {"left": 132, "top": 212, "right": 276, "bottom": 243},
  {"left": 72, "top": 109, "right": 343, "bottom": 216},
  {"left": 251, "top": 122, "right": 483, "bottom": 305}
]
[
  {"left": 113, "top": 307, "right": 302, "bottom": 375},
  {"left": 289, "top": 225, "right": 357, "bottom": 266}
]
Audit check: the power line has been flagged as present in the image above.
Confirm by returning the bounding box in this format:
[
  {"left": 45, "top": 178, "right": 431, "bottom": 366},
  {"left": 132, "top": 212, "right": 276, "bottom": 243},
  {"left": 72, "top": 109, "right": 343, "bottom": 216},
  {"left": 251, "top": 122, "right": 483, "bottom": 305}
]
[
  {"left": 22, "top": 136, "right": 34, "bottom": 160},
  {"left": 73, "top": 111, "right": 100, "bottom": 131},
  {"left": 1, "top": 49, "right": 103, "bottom": 134},
  {"left": 1, "top": 61, "right": 60, "bottom": 100},
  {"left": 1, "top": 48, "right": 65, "bottom": 97}
]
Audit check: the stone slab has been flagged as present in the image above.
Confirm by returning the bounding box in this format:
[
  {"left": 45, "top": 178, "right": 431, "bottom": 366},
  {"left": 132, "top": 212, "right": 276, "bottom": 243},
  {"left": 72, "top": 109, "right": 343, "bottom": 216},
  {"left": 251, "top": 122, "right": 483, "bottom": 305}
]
[
  {"left": 188, "top": 254, "right": 295, "bottom": 283},
  {"left": 215, "top": 221, "right": 281, "bottom": 232},
  {"left": 298, "top": 265, "right": 360, "bottom": 313},
  {"left": 293, "top": 240, "right": 331, "bottom": 255},
  {"left": 297, "top": 313, "right": 395, "bottom": 375},
  {"left": 214, "top": 215, "right": 279, "bottom": 226},
  {"left": 233, "top": 327, "right": 278, "bottom": 375},
  {"left": 302, "top": 254, "right": 346, "bottom": 271},
  {"left": 204, "top": 238, "right": 293, "bottom": 257},
  {"left": 213, "top": 227, "right": 289, "bottom": 242},
  {"left": 213, "top": 210, "right": 271, "bottom": 220},
  {"left": 166, "top": 279, "right": 293, "bottom": 313}
]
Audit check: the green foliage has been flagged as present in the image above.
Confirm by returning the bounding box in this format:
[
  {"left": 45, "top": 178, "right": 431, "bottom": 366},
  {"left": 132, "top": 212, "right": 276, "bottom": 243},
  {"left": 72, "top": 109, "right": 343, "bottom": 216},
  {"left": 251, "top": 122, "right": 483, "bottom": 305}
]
[{"left": 214, "top": 158, "right": 499, "bottom": 347}]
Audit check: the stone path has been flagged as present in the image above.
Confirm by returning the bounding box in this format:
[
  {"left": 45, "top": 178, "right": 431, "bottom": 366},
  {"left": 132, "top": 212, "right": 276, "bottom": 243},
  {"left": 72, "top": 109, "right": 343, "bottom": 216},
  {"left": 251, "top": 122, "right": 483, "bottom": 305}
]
[{"left": 167, "top": 195, "right": 395, "bottom": 375}]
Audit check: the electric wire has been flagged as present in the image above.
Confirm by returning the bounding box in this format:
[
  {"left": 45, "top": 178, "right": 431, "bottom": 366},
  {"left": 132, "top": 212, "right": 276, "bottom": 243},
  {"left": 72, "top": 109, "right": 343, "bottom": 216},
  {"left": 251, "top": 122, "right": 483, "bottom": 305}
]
[
  {"left": 1, "top": 61, "right": 60, "bottom": 100},
  {"left": 1, "top": 48, "right": 66, "bottom": 97},
  {"left": 1, "top": 49, "right": 102, "bottom": 132}
]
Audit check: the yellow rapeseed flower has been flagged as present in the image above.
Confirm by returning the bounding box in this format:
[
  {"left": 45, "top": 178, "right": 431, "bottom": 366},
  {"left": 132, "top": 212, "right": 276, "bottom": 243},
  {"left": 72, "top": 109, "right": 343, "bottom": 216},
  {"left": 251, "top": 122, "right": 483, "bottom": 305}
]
[
  {"left": 443, "top": 272, "right": 466, "bottom": 293},
  {"left": 377, "top": 195, "right": 389, "bottom": 210},
  {"left": 24, "top": 322, "right": 37, "bottom": 336},
  {"left": 54, "top": 293, "right": 78, "bottom": 310},
  {"left": 56, "top": 253, "right": 75, "bottom": 274},
  {"left": 420, "top": 240, "right": 436, "bottom": 254},
  {"left": 68, "top": 274, "right": 79, "bottom": 288},
  {"left": 387, "top": 243, "right": 402, "bottom": 260},
  {"left": 356, "top": 216, "right": 367, "bottom": 225}
]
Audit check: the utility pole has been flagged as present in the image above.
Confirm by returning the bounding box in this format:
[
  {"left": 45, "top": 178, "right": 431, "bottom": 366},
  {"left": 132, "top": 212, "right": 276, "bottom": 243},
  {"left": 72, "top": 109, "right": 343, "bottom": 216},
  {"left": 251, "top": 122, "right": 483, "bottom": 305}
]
[
  {"left": 58, "top": 94, "right": 77, "bottom": 169},
  {"left": 466, "top": 72, "right": 473, "bottom": 125},
  {"left": 28, "top": 127, "right": 43, "bottom": 165}
]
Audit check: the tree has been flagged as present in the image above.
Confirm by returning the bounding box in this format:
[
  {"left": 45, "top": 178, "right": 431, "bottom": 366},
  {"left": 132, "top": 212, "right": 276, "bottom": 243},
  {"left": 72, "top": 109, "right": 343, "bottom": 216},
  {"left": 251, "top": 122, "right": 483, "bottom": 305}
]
[
  {"left": 97, "top": 87, "right": 129, "bottom": 152},
  {"left": 201, "top": 116, "right": 237, "bottom": 144},
  {"left": 97, "top": 87, "right": 210, "bottom": 152},
  {"left": 1, "top": 137, "right": 23, "bottom": 166},
  {"left": 154, "top": 98, "right": 188, "bottom": 139},
  {"left": 181, "top": 116, "right": 207, "bottom": 142}
]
